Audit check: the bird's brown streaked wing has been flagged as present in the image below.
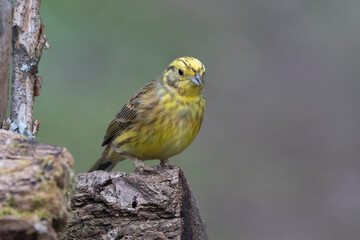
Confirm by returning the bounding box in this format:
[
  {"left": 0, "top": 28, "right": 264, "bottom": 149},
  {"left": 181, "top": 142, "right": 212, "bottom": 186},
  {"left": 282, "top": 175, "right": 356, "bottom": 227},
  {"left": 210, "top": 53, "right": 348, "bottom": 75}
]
[
  {"left": 101, "top": 105, "right": 135, "bottom": 146},
  {"left": 101, "top": 80, "right": 158, "bottom": 146}
]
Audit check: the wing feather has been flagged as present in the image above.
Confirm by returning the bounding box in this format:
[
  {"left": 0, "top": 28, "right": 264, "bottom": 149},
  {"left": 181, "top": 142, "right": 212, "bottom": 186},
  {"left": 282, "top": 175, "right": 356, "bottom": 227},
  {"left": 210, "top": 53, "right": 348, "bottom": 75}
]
[{"left": 101, "top": 80, "right": 158, "bottom": 146}]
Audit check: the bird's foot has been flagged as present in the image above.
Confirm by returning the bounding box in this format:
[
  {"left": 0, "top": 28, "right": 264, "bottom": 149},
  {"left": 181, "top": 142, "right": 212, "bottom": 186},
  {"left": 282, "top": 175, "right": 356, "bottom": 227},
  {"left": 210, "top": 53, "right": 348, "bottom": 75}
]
[{"left": 133, "top": 158, "right": 156, "bottom": 174}]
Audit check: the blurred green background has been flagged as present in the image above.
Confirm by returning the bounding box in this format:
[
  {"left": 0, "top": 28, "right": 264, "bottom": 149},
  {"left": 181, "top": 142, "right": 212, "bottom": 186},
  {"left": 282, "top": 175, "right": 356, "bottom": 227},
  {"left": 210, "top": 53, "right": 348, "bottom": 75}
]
[{"left": 33, "top": 0, "right": 360, "bottom": 239}]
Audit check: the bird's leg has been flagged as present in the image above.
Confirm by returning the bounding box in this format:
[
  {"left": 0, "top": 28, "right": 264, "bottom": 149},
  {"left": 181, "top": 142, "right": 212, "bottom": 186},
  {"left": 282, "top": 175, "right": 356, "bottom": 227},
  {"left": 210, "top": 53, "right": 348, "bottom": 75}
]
[
  {"left": 161, "top": 159, "right": 169, "bottom": 169},
  {"left": 157, "top": 159, "right": 171, "bottom": 170},
  {"left": 132, "top": 158, "right": 156, "bottom": 173}
]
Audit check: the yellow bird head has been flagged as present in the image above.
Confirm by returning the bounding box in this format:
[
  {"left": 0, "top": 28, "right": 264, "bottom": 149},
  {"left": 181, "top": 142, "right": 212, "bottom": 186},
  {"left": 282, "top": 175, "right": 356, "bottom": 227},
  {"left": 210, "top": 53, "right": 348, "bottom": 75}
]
[{"left": 162, "top": 57, "right": 205, "bottom": 96}]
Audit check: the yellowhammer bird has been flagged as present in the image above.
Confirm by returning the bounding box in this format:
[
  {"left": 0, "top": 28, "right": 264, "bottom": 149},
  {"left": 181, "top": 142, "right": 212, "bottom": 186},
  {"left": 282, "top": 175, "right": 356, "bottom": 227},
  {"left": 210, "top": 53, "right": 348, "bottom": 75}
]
[{"left": 88, "top": 57, "right": 205, "bottom": 172}]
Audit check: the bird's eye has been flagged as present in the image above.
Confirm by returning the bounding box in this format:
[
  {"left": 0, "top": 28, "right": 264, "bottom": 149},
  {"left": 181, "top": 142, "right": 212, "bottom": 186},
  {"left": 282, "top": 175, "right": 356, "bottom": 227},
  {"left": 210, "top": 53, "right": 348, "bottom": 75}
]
[{"left": 178, "top": 68, "right": 184, "bottom": 76}]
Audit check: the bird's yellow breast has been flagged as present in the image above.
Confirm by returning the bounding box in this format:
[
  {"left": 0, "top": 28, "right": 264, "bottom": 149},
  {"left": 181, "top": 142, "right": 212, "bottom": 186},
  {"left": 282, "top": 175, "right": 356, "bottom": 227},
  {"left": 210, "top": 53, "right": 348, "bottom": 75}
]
[{"left": 113, "top": 93, "right": 205, "bottom": 160}]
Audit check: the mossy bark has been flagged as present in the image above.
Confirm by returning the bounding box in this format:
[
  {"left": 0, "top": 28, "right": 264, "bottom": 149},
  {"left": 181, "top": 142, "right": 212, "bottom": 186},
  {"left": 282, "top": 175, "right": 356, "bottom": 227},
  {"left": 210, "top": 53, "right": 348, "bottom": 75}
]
[{"left": 0, "top": 130, "right": 74, "bottom": 239}]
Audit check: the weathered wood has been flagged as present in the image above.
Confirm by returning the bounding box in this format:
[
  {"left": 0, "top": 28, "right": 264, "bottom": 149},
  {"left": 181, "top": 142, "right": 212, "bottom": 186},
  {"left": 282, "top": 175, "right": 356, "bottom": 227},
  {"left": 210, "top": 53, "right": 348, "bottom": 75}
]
[
  {"left": 0, "top": 0, "right": 12, "bottom": 127},
  {"left": 62, "top": 168, "right": 208, "bottom": 240},
  {"left": 10, "top": 0, "right": 49, "bottom": 137},
  {"left": 0, "top": 130, "right": 74, "bottom": 240}
]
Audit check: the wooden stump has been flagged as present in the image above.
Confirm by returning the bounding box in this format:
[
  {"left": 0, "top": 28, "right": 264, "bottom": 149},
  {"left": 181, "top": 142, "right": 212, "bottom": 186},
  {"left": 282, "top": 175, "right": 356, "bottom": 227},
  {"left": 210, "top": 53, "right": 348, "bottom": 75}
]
[
  {"left": 0, "top": 130, "right": 207, "bottom": 239},
  {"left": 62, "top": 168, "right": 208, "bottom": 240},
  {"left": 0, "top": 130, "right": 74, "bottom": 240}
]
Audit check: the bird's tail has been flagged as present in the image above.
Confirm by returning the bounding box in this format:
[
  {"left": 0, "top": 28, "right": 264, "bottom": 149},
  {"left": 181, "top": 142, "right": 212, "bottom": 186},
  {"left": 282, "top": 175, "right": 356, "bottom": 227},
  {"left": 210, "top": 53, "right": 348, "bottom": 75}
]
[{"left": 88, "top": 145, "right": 126, "bottom": 172}]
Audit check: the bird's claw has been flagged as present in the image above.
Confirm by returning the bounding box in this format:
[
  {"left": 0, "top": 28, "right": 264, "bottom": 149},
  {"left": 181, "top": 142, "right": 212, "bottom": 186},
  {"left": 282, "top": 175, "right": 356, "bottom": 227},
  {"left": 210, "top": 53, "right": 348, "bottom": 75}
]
[
  {"left": 135, "top": 165, "right": 157, "bottom": 174},
  {"left": 133, "top": 158, "right": 156, "bottom": 174}
]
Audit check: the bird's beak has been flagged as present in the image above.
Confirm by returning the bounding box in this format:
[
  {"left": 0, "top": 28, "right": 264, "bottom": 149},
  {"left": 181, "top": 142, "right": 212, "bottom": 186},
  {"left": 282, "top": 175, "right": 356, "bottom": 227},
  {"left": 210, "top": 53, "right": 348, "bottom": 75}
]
[{"left": 189, "top": 72, "right": 202, "bottom": 86}]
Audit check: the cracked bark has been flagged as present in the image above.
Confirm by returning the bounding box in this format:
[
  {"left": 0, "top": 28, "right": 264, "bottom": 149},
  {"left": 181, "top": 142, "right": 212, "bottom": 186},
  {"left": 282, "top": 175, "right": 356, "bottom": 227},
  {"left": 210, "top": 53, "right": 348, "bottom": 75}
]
[{"left": 61, "top": 168, "right": 208, "bottom": 240}]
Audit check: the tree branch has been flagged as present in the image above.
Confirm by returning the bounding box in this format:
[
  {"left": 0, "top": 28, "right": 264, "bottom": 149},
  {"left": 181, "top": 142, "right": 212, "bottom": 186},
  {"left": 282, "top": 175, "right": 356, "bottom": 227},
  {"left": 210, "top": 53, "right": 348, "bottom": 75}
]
[
  {"left": 0, "top": 0, "right": 12, "bottom": 128},
  {"left": 10, "top": 0, "right": 49, "bottom": 137}
]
